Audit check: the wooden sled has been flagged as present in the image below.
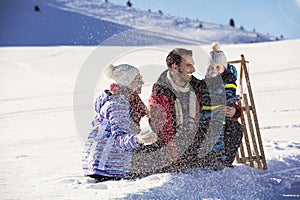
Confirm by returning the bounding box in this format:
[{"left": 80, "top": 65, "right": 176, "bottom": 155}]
[{"left": 228, "top": 55, "right": 267, "bottom": 170}]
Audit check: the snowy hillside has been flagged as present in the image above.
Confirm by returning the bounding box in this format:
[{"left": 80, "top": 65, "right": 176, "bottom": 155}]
[{"left": 0, "top": 0, "right": 278, "bottom": 46}]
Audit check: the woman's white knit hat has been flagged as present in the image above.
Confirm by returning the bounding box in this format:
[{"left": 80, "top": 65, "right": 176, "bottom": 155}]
[
  {"left": 104, "top": 64, "right": 140, "bottom": 87},
  {"left": 209, "top": 41, "right": 228, "bottom": 68}
]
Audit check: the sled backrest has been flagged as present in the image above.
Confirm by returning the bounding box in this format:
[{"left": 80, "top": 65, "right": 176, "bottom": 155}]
[{"left": 228, "top": 55, "right": 267, "bottom": 170}]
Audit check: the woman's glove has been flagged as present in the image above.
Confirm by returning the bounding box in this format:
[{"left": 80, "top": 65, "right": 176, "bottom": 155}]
[{"left": 136, "top": 130, "right": 157, "bottom": 145}]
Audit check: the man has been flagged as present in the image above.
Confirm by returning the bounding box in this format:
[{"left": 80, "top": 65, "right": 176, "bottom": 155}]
[
  {"left": 130, "top": 48, "right": 241, "bottom": 177},
  {"left": 129, "top": 48, "right": 199, "bottom": 177},
  {"left": 148, "top": 48, "right": 200, "bottom": 170}
]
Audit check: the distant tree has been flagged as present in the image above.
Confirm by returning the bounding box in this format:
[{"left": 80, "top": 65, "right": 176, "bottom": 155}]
[
  {"left": 148, "top": 9, "right": 151, "bottom": 13},
  {"left": 280, "top": 34, "right": 284, "bottom": 39},
  {"left": 34, "top": 5, "right": 40, "bottom": 12},
  {"left": 185, "top": 17, "right": 191, "bottom": 22},
  {"left": 253, "top": 28, "right": 256, "bottom": 32},
  {"left": 158, "top": 10, "right": 163, "bottom": 15},
  {"left": 126, "top": 0, "right": 132, "bottom": 7},
  {"left": 240, "top": 25, "right": 244, "bottom": 30},
  {"left": 229, "top": 18, "right": 235, "bottom": 27}
]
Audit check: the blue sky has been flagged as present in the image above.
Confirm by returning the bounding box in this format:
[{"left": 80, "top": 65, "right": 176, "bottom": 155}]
[{"left": 112, "top": 0, "right": 300, "bottom": 39}]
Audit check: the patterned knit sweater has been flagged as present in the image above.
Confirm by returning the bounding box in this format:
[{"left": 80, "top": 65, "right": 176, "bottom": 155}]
[{"left": 82, "top": 90, "right": 140, "bottom": 178}]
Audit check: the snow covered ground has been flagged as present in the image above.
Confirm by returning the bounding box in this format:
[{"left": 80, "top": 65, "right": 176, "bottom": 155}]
[
  {"left": 0, "top": 0, "right": 299, "bottom": 199},
  {"left": 0, "top": 39, "right": 299, "bottom": 199}
]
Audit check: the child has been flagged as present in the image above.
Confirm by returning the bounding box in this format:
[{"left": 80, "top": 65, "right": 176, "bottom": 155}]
[
  {"left": 81, "top": 64, "right": 157, "bottom": 182},
  {"left": 196, "top": 42, "right": 242, "bottom": 169}
]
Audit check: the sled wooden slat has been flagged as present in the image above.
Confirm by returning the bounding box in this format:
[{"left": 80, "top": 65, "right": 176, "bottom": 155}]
[
  {"left": 236, "top": 59, "right": 254, "bottom": 167},
  {"left": 241, "top": 57, "right": 268, "bottom": 170},
  {"left": 235, "top": 135, "right": 245, "bottom": 163},
  {"left": 228, "top": 55, "right": 267, "bottom": 170},
  {"left": 242, "top": 106, "right": 253, "bottom": 111},
  {"left": 244, "top": 155, "right": 265, "bottom": 161},
  {"left": 237, "top": 99, "right": 254, "bottom": 167},
  {"left": 227, "top": 60, "right": 249, "bottom": 64},
  {"left": 243, "top": 94, "right": 262, "bottom": 169}
]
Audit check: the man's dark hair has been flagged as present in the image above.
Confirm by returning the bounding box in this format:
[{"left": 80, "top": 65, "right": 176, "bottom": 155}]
[{"left": 166, "top": 48, "right": 193, "bottom": 68}]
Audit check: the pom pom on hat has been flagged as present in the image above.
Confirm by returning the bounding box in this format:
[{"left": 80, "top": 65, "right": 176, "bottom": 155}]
[
  {"left": 209, "top": 42, "right": 227, "bottom": 68},
  {"left": 211, "top": 41, "right": 221, "bottom": 51},
  {"left": 104, "top": 64, "right": 114, "bottom": 79},
  {"left": 104, "top": 64, "right": 140, "bottom": 87}
]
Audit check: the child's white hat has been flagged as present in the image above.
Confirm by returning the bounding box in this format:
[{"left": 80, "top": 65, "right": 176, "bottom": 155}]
[
  {"left": 209, "top": 41, "right": 228, "bottom": 68},
  {"left": 104, "top": 64, "right": 140, "bottom": 87}
]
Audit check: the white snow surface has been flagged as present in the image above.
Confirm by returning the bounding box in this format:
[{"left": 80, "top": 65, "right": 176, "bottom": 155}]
[
  {"left": 1, "top": 40, "right": 300, "bottom": 200},
  {"left": 0, "top": 0, "right": 299, "bottom": 199}
]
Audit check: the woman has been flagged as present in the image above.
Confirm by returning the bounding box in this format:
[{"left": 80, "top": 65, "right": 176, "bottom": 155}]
[{"left": 82, "top": 64, "right": 157, "bottom": 182}]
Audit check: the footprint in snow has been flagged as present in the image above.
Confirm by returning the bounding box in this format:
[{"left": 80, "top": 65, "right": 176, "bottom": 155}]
[{"left": 87, "top": 183, "right": 108, "bottom": 190}]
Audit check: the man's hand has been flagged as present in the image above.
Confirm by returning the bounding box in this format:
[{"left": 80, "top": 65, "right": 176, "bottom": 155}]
[{"left": 217, "top": 106, "right": 236, "bottom": 117}]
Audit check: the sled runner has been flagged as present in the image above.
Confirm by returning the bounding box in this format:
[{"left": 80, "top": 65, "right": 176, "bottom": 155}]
[{"left": 228, "top": 55, "right": 267, "bottom": 170}]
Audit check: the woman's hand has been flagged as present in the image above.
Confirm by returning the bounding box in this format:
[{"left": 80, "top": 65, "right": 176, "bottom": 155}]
[
  {"left": 136, "top": 130, "right": 157, "bottom": 145},
  {"left": 217, "top": 106, "right": 236, "bottom": 117}
]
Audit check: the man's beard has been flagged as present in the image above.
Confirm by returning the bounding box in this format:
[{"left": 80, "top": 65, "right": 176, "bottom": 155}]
[{"left": 171, "top": 69, "right": 190, "bottom": 87}]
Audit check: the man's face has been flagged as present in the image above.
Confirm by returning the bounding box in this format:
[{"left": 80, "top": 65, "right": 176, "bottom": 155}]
[{"left": 175, "top": 55, "right": 195, "bottom": 82}]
